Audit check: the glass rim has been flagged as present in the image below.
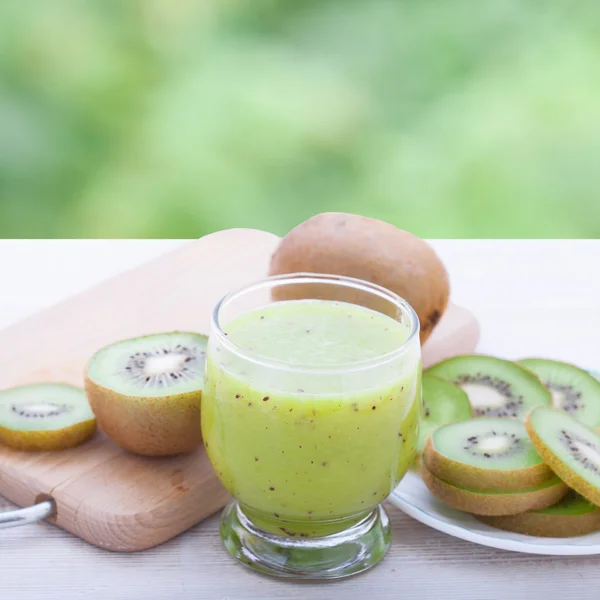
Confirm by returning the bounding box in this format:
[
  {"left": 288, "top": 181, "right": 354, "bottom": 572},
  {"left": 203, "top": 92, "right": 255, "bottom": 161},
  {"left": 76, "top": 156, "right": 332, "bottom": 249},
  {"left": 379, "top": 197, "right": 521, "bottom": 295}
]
[{"left": 210, "top": 272, "right": 420, "bottom": 374}]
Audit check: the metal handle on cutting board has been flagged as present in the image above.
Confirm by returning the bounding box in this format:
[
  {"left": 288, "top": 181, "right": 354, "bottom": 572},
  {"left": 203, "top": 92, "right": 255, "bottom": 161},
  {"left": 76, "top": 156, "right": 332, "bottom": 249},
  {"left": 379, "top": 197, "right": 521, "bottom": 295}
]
[{"left": 0, "top": 499, "right": 56, "bottom": 529}]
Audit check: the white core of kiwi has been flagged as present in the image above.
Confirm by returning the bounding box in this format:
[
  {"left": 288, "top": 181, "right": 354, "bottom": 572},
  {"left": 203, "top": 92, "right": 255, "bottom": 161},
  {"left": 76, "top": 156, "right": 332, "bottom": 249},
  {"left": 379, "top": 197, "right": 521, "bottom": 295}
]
[
  {"left": 475, "top": 435, "right": 514, "bottom": 454},
  {"left": 461, "top": 384, "right": 508, "bottom": 411},
  {"left": 550, "top": 389, "right": 568, "bottom": 409},
  {"left": 143, "top": 354, "right": 192, "bottom": 379}
]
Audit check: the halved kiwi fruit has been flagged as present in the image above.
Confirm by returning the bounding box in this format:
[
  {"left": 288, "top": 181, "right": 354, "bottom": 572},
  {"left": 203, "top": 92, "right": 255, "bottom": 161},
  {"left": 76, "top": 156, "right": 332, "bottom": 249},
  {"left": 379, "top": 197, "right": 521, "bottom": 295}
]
[
  {"left": 519, "top": 358, "right": 600, "bottom": 428},
  {"left": 526, "top": 406, "right": 600, "bottom": 507},
  {"left": 477, "top": 491, "right": 600, "bottom": 537},
  {"left": 420, "top": 460, "right": 568, "bottom": 516},
  {"left": 426, "top": 355, "right": 551, "bottom": 420},
  {"left": 0, "top": 383, "right": 96, "bottom": 451},
  {"left": 424, "top": 417, "right": 554, "bottom": 492},
  {"left": 418, "top": 375, "right": 472, "bottom": 452},
  {"left": 85, "top": 332, "right": 207, "bottom": 457}
]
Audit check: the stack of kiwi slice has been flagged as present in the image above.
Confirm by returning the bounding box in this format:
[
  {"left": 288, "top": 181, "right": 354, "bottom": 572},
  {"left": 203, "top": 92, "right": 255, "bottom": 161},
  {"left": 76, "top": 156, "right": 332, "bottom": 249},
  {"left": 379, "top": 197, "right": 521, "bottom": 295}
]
[
  {"left": 421, "top": 417, "right": 568, "bottom": 516},
  {"left": 420, "top": 354, "right": 600, "bottom": 538}
]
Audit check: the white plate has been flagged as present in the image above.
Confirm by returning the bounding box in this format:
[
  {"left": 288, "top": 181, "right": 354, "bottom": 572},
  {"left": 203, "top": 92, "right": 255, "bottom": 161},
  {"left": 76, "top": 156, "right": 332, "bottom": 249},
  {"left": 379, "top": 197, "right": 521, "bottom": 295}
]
[
  {"left": 389, "top": 471, "right": 600, "bottom": 555},
  {"left": 389, "top": 369, "right": 600, "bottom": 556}
]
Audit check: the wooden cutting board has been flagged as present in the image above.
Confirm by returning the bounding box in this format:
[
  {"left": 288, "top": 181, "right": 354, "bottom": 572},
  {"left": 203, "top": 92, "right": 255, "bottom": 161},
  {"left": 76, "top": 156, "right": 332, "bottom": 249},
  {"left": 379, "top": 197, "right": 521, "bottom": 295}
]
[{"left": 0, "top": 229, "right": 480, "bottom": 552}]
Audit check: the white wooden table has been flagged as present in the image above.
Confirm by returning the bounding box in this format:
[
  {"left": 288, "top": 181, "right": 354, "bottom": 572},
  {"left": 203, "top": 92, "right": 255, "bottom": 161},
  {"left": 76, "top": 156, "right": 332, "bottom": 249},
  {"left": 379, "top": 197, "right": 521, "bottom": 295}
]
[{"left": 1, "top": 239, "right": 599, "bottom": 600}]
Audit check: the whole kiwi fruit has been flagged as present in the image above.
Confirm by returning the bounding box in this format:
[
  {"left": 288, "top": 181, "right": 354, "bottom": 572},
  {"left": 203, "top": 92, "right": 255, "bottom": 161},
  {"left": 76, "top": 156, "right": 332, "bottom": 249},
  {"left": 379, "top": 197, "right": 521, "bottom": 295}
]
[{"left": 268, "top": 212, "right": 450, "bottom": 343}]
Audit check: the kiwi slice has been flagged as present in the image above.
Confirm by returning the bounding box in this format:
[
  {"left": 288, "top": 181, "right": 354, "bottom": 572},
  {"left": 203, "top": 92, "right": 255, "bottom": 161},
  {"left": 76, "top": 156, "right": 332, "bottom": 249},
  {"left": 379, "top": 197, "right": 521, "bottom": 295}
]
[
  {"left": 85, "top": 332, "right": 207, "bottom": 457},
  {"left": 426, "top": 355, "right": 551, "bottom": 420},
  {"left": 519, "top": 358, "right": 600, "bottom": 428},
  {"left": 418, "top": 375, "right": 472, "bottom": 452},
  {"left": 420, "top": 460, "right": 568, "bottom": 516},
  {"left": 477, "top": 491, "right": 600, "bottom": 537},
  {"left": 424, "top": 417, "right": 554, "bottom": 492},
  {"left": 0, "top": 383, "right": 96, "bottom": 451},
  {"left": 526, "top": 406, "right": 600, "bottom": 507}
]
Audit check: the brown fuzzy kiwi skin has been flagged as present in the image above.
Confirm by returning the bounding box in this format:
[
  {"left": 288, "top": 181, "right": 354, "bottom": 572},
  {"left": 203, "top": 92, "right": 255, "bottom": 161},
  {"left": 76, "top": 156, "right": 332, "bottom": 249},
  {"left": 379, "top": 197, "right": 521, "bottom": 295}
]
[
  {"left": 420, "top": 461, "right": 568, "bottom": 516},
  {"left": 525, "top": 411, "right": 600, "bottom": 507},
  {"left": 423, "top": 435, "right": 554, "bottom": 493},
  {"left": 476, "top": 509, "right": 600, "bottom": 538},
  {"left": 0, "top": 420, "right": 96, "bottom": 452},
  {"left": 268, "top": 212, "right": 450, "bottom": 344},
  {"left": 85, "top": 377, "right": 202, "bottom": 457}
]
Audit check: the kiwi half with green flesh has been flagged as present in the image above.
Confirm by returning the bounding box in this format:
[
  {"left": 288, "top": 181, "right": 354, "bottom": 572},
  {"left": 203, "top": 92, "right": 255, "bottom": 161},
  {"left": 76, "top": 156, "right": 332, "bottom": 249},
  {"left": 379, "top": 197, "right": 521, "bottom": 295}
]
[
  {"left": 526, "top": 406, "right": 600, "bottom": 507},
  {"left": 420, "top": 460, "right": 568, "bottom": 516},
  {"left": 477, "top": 491, "right": 600, "bottom": 537},
  {"left": 85, "top": 332, "right": 207, "bottom": 457},
  {"left": 0, "top": 383, "right": 96, "bottom": 451},
  {"left": 518, "top": 358, "right": 600, "bottom": 428},
  {"left": 426, "top": 355, "right": 551, "bottom": 420},
  {"left": 418, "top": 375, "right": 472, "bottom": 452},
  {"left": 424, "top": 417, "right": 554, "bottom": 492}
]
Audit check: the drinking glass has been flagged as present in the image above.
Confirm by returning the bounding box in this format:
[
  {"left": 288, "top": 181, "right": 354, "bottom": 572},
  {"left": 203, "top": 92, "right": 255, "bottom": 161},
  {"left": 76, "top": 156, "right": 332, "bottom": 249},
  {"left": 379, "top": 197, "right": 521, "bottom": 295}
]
[{"left": 202, "top": 273, "right": 422, "bottom": 579}]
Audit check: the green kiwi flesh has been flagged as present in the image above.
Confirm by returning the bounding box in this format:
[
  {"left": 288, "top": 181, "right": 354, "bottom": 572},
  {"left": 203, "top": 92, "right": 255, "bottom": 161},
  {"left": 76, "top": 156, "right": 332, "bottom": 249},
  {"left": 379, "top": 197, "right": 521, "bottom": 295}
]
[
  {"left": 477, "top": 491, "right": 600, "bottom": 537},
  {"left": 426, "top": 355, "right": 551, "bottom": 420},
  {"left": 87, "top": 332, "right": 207, "bottom": 397},
  {"left": 519, "top": 358, "right": 600, "bottom": 428},
  {"left": 420, "top": 459, "right": 568, "bottom": 516},
  {"left": 526, "top": 406, "right": 600, "bottom": 506},
  {"left": 424, "top": 417, "right": 553, "bottom": 492},
  {"left": 0, "top": 383, "right": 96, "bottom": 451},
  {"left": 418, "top": 375, "right": 472, "bottom": 452}
]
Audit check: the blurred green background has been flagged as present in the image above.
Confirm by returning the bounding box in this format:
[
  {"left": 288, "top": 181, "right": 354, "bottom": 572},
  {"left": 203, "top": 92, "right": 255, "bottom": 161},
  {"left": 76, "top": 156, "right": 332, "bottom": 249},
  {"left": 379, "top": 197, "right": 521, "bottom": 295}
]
[{"left": 1, "top": 1, "right": 599, "bottom": 239}]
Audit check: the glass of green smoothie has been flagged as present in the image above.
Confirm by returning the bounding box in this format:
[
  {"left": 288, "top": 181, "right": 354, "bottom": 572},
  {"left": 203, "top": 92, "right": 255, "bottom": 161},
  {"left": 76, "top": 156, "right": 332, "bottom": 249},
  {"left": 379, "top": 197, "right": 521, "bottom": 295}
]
[{"left": 202, "top": 273, "right": 422, "bottom": 579}]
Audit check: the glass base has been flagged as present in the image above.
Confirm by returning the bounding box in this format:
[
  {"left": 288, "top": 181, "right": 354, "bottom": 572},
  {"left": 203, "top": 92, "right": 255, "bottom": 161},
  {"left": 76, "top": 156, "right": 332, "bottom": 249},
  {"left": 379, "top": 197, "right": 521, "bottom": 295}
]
[{"left": 219, "top": 501, "right": 391, "bottom": 580}]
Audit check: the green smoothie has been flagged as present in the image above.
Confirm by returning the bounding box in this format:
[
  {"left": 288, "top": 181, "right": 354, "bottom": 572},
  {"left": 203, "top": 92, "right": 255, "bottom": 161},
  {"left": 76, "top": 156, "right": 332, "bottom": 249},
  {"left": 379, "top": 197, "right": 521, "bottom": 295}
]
[{"left": 202, "top": 299, "right": 421, "bottom": 537}]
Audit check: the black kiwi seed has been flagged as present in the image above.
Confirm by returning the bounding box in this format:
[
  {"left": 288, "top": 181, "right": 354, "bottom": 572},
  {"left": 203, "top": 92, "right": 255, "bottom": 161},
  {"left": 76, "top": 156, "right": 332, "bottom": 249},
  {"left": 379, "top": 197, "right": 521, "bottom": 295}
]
[
  {"left": 10, "top": 403, "right": 70, "bottom": 419},
  {"left": 559, "top": 430, "right": 600, "bottom": 474}
]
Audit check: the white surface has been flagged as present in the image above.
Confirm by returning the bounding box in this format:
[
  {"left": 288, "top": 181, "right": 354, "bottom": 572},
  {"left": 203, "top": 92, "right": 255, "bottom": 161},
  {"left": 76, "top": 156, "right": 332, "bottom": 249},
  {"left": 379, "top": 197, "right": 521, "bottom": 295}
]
[
  {"left": 1, "top": 238, "right": 600, "bottom": 600},
  {"left": 390, "top": 469, "right": 600, "bottom": 556},
  {"left": 429, "top": 240, "right": 600, "bottom": 371},
  {"left": 0, "top": 240, "right": 185, "bottom": 330}
]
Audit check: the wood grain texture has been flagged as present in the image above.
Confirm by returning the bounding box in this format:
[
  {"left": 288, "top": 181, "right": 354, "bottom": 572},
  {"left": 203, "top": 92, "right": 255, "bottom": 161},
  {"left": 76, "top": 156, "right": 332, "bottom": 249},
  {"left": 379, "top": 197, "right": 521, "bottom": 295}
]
[{"left": 0, "top": 229, "right": 478, "bottom": 553}]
